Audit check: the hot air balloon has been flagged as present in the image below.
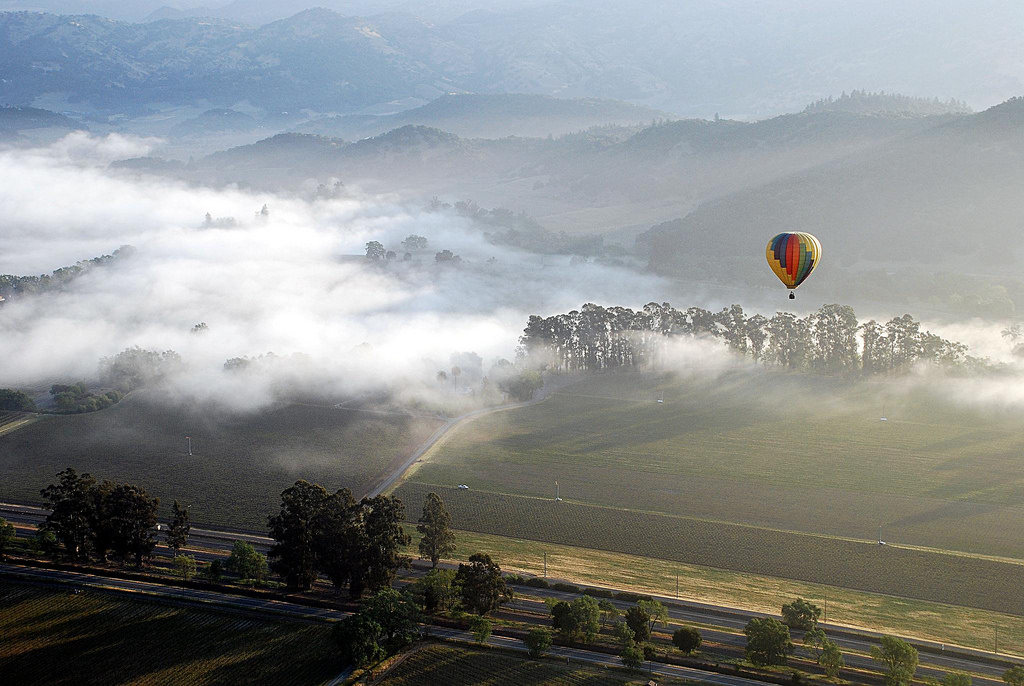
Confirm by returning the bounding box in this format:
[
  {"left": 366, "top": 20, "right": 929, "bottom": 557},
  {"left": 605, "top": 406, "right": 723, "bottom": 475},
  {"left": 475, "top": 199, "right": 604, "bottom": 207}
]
[{"left": 766, "top": 232, "right": 821, "bottom": 299}]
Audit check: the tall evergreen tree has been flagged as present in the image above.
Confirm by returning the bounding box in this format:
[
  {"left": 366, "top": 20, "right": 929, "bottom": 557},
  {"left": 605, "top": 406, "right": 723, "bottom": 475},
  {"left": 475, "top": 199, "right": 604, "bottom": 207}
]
[{"left": 417, "top": 492, "right": 455, "bottom": 568}]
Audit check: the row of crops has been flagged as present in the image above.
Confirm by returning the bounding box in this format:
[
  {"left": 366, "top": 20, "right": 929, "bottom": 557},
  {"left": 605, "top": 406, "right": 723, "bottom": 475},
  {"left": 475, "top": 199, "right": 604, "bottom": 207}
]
[
  {"left": 396, "top": 483, "right": 1024, "bottom": 616},
  {"left": 382, "top": 644, "right": 631, "bottom": 685},
  {"left": 0, "top": 581, "right": 343, "bottom": 685}
]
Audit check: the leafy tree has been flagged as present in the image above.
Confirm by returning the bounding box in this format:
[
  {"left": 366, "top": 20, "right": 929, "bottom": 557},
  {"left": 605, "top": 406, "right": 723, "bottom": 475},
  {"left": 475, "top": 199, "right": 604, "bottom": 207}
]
[
  {"left": 205, "top": 559, "right": 224, "bottom": 581},
  {"left": 417, "top": 492, "right": 455, "bottom": 568},
  {"left": 744, "top": 617, "right": 794, "bottom": 666},
  {"left": 782, "top": 598, "right": 821, "bottom": 630},
  {"left": 598, "top": 598, "right": 619, "bottom": 626},
  {"left": 620, "top": 641, "right": 645, "bottom": 670},
  {"left": 355, "top": 495, "right": 410, "bottom": 596},
  {"left": 226, "top": 540, "right": 268, "bottom": 583},
  {"left": 639, "top": 599, "right": 668, "bottom": 636},
  {"left": 1004, "top": 665, "right": 1024, "bottom": 686},
  {"left": 551, "top": 601, "right": 575, "bottom": 638},
  {"left": 174, "top": 554, "right": 197, "bottom": 580},
  {"left": 0, "top": 518, "right": 15, "bottom": 561},
  {"left": 32, "top": 528, "right": 59, "bottom": 558},
  {"left": 106, "top": 484, "right": 159, "bottom": 566},
  {"left": 613, "top": 620, "right": 635, "bottom": 646},
  {"left": 871, "top": 635, "right": 918, "bottom": 686},
  {"left": 40, "top": 468, "right": 96, "bottom": 560},
  {"left": 333, "top": 613, "right": 385, "bottom": 667},
  {"left": 820, "top": 639, "right": 844, "bottom": 678},
  {"left": 944, "top": 672, "right": 972, "bottom": 686},
  {"left": 625, "top": 605, "right": 651, "bottom": 642},
  {"left": 470, "top": 615, "right": 491, "bottom": 644},
  {"left": 455, "top": 553, "right": 509, "bottom": 615},
  {"left": 267, "top": 480, "right": 328, "bottom": 590},
  {"left": 313, "top": 487, "right": 360, "bottom": 593},
  {"left": 100, "top": 347, "right": 181, "bottom": 392},
  {"left": 401, "top": 235, "right": 428, "bottom": 252},
  {"left": 365, "top": 241, "right": 386, "bottom": 260},
  {"left": 804, "top": 626, "right": 826, "bottom": 662},
  {"left": 435, "top": 249, "right": 461, "bottom": 264},
  {"left": 672, "top": 626, "right": 702, "bottom": 654},
  {"left": 362, "top": 589, "right": 420, "bottom": 646},
  {"left": 168, "top": 500, "right": 190, "bottom": 554},
  {"left": 410, "top": 568, "right": 457, "bottom": 614},
  {"left": 0, "top": 388, "right": 35, "bottom": 411},
  {"left": 568, "top": 596, "right": 600, "bottom": 644},
  {"left": 525, "top": 628, "right": 552, "bottom": 658}
]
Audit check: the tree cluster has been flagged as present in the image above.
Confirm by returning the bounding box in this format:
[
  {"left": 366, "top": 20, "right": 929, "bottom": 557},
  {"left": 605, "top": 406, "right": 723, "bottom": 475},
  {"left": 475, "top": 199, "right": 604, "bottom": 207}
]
[
  {"left": 520, "top": 302, "right": 978, "bottom": 375},
  {"left": 0, "top": 388, "right": 35, "bottom": 411},
  {"left": 266, "top": 480, "right": 410, "bottom": 596},
  {"left": 333, "top": 588, "right": 421, "bottom": 668},
  {"left": 100, "top": 347, "right": 183, "bottom": 392},
  {"left": 50, "top": 382, "right": 123, "bottom": 414},
  {"left": 39, "top": 468, "right": 159, "bottom": 566},
  {"left": 0, "top": 246, "right": 134, "bottom": 302}
]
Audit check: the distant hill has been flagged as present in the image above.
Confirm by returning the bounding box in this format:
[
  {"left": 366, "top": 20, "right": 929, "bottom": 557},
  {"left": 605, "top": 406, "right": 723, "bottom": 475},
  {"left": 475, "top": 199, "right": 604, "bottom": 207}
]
[
  {"left": 2, "top": 3, "right": 1023, "bottom": 117},
  {"left": 0, "top": 106, "right": 85, "bottom": 141},
  {"left": 169, "top": 109, "right": 260, "bottom": 137},
  {"left": 637, "top": 98, "right": 1024, "bottom": 307},
  {"left": 294, "top": 93, "right": 672, "bottom": 140}
]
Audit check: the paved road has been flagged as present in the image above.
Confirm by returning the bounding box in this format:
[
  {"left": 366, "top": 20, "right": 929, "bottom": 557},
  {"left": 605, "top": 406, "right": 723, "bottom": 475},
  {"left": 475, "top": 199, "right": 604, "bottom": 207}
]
[{"left": 364, "top": 372, "right": 578, "bottom": 498}]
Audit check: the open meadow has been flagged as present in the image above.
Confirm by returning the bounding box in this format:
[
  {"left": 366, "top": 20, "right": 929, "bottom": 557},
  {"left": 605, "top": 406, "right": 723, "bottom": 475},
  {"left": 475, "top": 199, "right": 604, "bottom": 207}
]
[
  {"left": 0, "top": 581, "right": 343, "bottom": 685},
  {"left": 399, "top": 369, "right": 1024, "bottom": 613},
  {"left": 0, "top": 391, "right": 443, "bottom": 529}
]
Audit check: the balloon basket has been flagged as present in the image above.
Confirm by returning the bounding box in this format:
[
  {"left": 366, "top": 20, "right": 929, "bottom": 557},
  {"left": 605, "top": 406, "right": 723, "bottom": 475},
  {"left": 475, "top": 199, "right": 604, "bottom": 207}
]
[{"left": 789, "top": 292, "right": 795, "bottom": 299}]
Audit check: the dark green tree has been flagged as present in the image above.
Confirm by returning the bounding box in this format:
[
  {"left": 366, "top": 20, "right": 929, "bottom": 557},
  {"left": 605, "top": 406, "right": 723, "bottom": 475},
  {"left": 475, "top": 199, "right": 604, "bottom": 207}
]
[
  {"left": 410, "top": 568, "right": 457, "bottom": 614},
  {"left": 362, "top": 588, "right": 420, "bottom": 647},
  {"left": 333, "top": 613, "right": 385, "bottom": 667},
  {"left": 168, "top": 500, "right": 190, "bottom": 554},
  {"left": 744, "top": 617, "right": 794, "bottom": 666},
  {"left": 355, "top": 495, "right": 410, "bottom": 597},
  {"left": 455, "top": 552, "right": 508, "bottom": 615},
  {"left": 470, "top": 615, "right": 492, "bottom": 644},
  {"left": 672, "top": 626, "right": 702, "bottom": 654},
  {"left": 365, "top": 241, "right": 386, "bottom": 260},
  {"left": 620, "top": 641, "right": 645, "bottom": 670},
  {"left": 106, "top": 483, "right": 159, "bottom": 566},
  {"left": 943, "top": 671, "right": 971, "bottom": 686},
  {"left": 625, "top": 605, "right": 651, "bottom": 642},
  {"left": 267, "top": 480, "right": 329, "bottom": 590},
  {"left": 40, "top": 468, "right": 96, "bottom": 560},
  {"left": 0, "top": 518, "right": 15, "bottom": 561},
  {"left": 781, "top": 598, "right": 822, "bottom": 630},
  {"left": 0, "top": 388, "right": 35, "bottom": 411},
  {"left": 525, "top": 628, "right": 552, "bottom": 658},
  {"left": 416, "top": 492, "right": 455, "bottom": 568},
  {"left": 313, "top": 488, "right": 360, "bottom": 593},
  {"left": 226, "top": 540, "right": 268, "bottom": 583},
  {"left": 871, "top": 635, "right": 918, "bottom": 686}
]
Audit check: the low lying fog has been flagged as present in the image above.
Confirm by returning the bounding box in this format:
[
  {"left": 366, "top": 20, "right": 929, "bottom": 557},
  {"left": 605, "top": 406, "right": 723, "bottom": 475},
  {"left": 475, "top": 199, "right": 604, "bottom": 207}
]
[{"left": 0, "top": 134, "right": 672, "bottom": 409}]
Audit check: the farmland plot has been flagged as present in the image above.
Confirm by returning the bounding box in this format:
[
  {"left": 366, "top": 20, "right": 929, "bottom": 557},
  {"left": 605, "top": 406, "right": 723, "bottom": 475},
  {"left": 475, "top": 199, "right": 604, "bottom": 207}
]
[
  {"left": 0, "top": 391, "right": 443, "bottom": 529},
  {"left": 0, "top": 581, "right": 343, "bottom": 685}
]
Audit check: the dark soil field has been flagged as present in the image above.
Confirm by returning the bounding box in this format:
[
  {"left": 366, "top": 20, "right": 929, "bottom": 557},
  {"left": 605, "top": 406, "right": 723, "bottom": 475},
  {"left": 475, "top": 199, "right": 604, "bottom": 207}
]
[
  {"left": 0, "top": 580, "right": 343, "bottom": 685},
  {"left": 0, "top": 391, "right": 442, "bottom": 530}
]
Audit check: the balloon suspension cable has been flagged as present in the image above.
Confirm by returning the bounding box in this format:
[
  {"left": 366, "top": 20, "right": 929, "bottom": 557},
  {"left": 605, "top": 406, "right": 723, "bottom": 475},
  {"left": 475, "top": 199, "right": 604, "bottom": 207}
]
[{"left": 789, "top": 291, "right": 795, "bottom": 299}]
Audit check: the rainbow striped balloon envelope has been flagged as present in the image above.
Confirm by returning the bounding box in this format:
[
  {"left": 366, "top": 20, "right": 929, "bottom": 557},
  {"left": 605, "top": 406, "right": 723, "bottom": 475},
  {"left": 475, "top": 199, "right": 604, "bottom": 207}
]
[{"left": 766, "top": 232, "right": 821, "bottom": 298}]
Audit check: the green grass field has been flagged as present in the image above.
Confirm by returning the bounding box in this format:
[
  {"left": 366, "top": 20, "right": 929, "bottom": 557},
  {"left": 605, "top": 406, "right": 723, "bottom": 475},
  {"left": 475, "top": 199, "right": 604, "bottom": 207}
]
[
  {"left": 0, "top": 391, "right": 442, "bottom": 529},
  {"left": 406, "top": 526, "right": 1024, "bottom": 656},
  {"left": 379, "top": 644, "right": 695, "bottom": 685},
  {"left": 400, "top": 369, "right": 1024, "bottom": 612},
  {"left": 0, "top": 580, "right": 343, "bottom": 685}
]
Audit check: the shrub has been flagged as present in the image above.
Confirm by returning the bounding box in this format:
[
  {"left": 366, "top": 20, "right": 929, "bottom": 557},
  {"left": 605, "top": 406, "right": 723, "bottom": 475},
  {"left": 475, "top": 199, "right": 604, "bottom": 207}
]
[
  {"left": 524, "top": 577, "right": 550, "bottom": 588},
  {"left": 583, "top": 588, "right": 614, "bottom": 599},
  {"left": 552, "top": 582, "right": 581, "bottom": 593},
  {"left": 673, "top": 626, "right": 702, "bottom": 654}
]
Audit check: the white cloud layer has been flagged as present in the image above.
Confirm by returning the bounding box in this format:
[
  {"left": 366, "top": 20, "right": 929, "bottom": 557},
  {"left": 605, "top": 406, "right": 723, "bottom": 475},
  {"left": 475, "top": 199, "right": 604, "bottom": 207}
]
[{"left": 0, "top": 134, "right": 675, "bottom": 409}]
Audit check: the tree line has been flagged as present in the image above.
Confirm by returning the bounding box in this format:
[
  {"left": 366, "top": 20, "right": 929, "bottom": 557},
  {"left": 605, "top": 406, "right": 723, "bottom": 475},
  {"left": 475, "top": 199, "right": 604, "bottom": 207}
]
[
  {"left": 0, "top": 246, "right": 135, "bottom": 302},
  {"left": 519, "top": 302, "right": 981, "bottom": 375}
]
